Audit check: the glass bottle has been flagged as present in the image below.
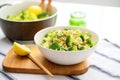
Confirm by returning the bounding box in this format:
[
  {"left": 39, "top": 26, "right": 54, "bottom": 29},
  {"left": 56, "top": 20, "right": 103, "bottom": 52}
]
[{"left": 69, "top": 11, "right": 86, "bottom": 28}]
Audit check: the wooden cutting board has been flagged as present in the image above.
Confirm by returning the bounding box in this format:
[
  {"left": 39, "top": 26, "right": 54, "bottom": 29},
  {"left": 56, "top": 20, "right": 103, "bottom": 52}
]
[{"left": 2, "top": 45, "right": 89, "bottom": 75}]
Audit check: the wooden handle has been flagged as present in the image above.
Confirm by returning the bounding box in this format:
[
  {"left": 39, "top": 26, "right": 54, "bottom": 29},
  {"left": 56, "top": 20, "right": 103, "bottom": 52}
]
[
  {"left": 39, "top": 0, "right": 45, "bottom": 9},
  {"left": 39, "top": 0, "right": 52, "bottom": 12},
  {"left": 28, "top": 54, "right": 54, "bottom": 77},
  {"left": 46, "top": 0, "right": 52, "bottom": 12}
]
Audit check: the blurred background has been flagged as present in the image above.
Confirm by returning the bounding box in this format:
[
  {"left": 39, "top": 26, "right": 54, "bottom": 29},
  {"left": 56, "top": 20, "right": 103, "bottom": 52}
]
[
  {"left": 55, "top": 0, "right": 120, "bottom": 7},
  {"left": 0, "top": 0, "right": 120, "bottom": 7}
]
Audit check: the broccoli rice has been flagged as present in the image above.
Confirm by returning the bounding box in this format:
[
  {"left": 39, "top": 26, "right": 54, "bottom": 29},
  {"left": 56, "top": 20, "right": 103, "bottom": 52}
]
[{"left": 40, "top": 28, "right": 96, "bottom": 51}]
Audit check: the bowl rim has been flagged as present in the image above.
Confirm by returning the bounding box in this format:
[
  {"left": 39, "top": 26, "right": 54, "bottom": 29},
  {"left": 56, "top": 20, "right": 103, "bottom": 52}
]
[
  {"left": 0, "top": 1, "right": 57, "bottom": 22},
  {"left": 34, "top": 26, "right": 99, "bottom": 53}
]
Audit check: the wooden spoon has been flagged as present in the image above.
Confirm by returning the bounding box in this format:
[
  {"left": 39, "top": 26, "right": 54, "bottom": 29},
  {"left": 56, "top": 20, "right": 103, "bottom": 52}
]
[
  {"left": 39, "top": 0, "right": 45, "bottom": 10},
  {"left": 46, "top": 0, "right": 52, "bottom": 13},
  {"left": 13, "top": 42, "right": 54, "bottom": 77},
  {"left": 39, "top": 0, "right": 52, "bottom": 12},
  {"left": 28, "top": 54, "right": 54, "bottom": 77}
]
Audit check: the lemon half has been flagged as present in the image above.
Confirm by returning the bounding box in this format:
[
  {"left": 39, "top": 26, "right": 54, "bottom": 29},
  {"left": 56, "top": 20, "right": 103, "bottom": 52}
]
[
  {"left": 13, "top": 42, "right": 31, "bottom": 56},
  {"left": 28, "top": 5, "right": 43, "bottom": 16}
]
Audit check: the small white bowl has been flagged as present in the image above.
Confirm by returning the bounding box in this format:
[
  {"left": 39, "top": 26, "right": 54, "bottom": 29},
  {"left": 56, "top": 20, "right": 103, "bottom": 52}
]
[{"left": 34, "top": 26, "right": 99, "bottom": 65}]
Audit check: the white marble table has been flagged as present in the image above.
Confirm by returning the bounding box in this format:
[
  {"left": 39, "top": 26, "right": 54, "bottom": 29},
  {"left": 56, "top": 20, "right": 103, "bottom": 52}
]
[{"left": 0, "top": 1, "right": 120, "bottom": 80}]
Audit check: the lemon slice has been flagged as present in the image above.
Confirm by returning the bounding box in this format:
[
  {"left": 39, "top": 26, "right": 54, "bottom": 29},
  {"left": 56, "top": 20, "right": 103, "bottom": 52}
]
[
  {"left": 28, "top": 5, "right": 43, "bottom": 16},
  {"left": 13, "top": 42, "right": 31, "bottom": 56}
]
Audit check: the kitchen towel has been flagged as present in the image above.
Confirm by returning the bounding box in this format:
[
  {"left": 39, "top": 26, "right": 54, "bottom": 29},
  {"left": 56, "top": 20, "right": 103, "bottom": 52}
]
[{"left": 0, "top": 38, "right": 120, "bottom": 80}]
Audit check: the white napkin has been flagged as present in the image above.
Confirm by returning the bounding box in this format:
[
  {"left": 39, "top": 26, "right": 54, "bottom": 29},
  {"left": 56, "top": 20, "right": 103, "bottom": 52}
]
[{"left": 0, "top": 37, "right": 120, "bottom": 80}]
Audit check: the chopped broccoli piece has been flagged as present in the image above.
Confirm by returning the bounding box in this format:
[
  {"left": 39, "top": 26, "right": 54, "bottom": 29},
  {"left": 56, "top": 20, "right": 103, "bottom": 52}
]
[
  {"left": 66, "top": 36, "right": 73, "bottom": 47},
  {"left": 79, "top": 44, "right": 90, "bottom": 50},
  {"left": 38, "top": 12, "right": 50, "bottom": 19},
  {"left": 86, "top": 38, "right": 93, "bottom": 47},
  {"left": 44, "top": 33, "right": 48, "bottom": 37},
  {"left": 56, "top": 34, "right": 64, "bottom": 38},
  {"left": 64, "top": 28, "right": 70, "bottom": 30},
  {"left": 69, "top": 46, "right": 77, "bottom": 51},
  {"left": 80, "top": 33, "right": 85, "bottom": 42},
  {"left": 41, "top": 39, "right": 46, "bottom": 44},
  {"left": 49, "top": 42, "right": 60, "bottom": 50},
  {"left": 79, "top": 46, "right": 85, "bottom": 50}
]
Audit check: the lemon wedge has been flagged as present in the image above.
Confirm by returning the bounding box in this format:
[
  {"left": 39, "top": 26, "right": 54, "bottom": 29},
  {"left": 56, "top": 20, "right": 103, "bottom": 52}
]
[
  {"left": 28, "top": 5, "right": 43, "bottom": 16},
  {"left": 13, "top": 42, "right": 31, "bottom": 56}
]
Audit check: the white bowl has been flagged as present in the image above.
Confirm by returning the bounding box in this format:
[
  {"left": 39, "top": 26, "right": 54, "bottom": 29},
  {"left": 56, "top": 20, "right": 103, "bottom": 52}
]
[{"left": 34, "top": 26, "right": 99, "bottom": 65}]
